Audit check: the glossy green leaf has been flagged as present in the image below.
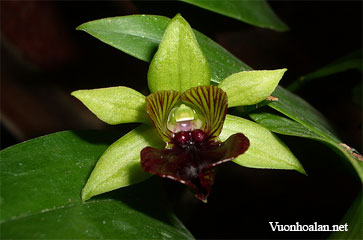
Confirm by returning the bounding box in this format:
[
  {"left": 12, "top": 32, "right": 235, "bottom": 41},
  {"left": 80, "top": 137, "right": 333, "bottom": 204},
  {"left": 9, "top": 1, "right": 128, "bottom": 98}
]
[
  {"left": 218, "top": 69, "right": 286, "bottom": 107},
  {"left": 249, "top": 111, "right": 363, "bottom": 181},
  {"left": 145, "top": 90, "right": 181, "bottom": 143},
  {"left": 288, "top": 50, "right": 362, "bottom": 91},
  {"left": 76, "top": 15, "right": 250, "bottom": 85},
  {"left": 270, "top": 86, "right": 340, "bottom": 143},
  {"left": 196, "top": 30, "right": 251, "bottom": 83},
  {"left": 72, "top": 87, "right": 149, "bottom": 125},
  {"left": 76, "top": 15, "right": 167, "bottom": 62},
  {"left": 249, "top": 111, "right": 324, "bottom": 140},
  {"left": 82, "top": 125, "right": 163, "bottom": 201},
  {"left": 147, "top": 14, "right": 210, "bottom": 93},
  {"left": 0, "top": 131, "right": 192, "bottom": 239},
  {"left": 180, "top": 0, "right": 289, "bottom": 31},
  {"left": 220, "top": 114, "right": 306, "bottom": 174},
  {"left": 265, "top": 87, "right": 363, "bottom": 181}
]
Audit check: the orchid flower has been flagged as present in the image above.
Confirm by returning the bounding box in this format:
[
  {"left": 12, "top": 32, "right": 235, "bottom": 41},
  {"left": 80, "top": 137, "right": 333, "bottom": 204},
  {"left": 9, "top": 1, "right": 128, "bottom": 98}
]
[
  {"left": 141, "top": 86, "right": 249, "bottom": 201},
  {"left": 72, "top": 14, "right": 305, "bottom": 202}
]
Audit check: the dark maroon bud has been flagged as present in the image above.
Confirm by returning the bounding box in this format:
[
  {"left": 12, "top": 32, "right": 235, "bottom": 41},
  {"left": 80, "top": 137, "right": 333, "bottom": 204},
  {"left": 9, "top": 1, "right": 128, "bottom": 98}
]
[
  {"left": 175, "top": 131, "right": 190, "bottom": 145},
  {"left": 192, "top": 129, "right": 206, "bottom": 143}
]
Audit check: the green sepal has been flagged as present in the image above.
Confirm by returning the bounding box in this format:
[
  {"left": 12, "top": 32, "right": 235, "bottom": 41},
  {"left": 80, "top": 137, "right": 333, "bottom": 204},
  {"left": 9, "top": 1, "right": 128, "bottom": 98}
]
[
  {"left": 220, "top": 114, "right": 306, "bottom": 174},
  {"left": 75, "top": 15, "right": 250, "bottom": 84},
  {"left": 145, "top": 90, "right": 181, "bottom": 143},
  {"left": 72, "top": 87, "right": 149, "bottom": 125},
  {"left": 218, "top": 69, "right": 286, "bottom": 107},
  {"left": 147, "top": 14, "right": 210, "bottom": 93},
  {"left": 182, "top": 86, "right": 227, "bottom": 139},
  {"left": 81, "top": 125, "right": 163, "bottom": 201}
]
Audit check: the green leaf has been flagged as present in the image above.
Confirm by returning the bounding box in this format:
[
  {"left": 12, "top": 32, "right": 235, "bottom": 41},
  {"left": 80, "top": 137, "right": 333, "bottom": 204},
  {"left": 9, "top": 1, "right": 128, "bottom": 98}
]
[
  {"left": 180, "top": 0, "right": 289, "bottom": 32},
  {"left": 329, "top": 191, "right": 363, "bottom": 240},
  {"left": 0, "top": 131, "right": 192, "bottom": 239},
  {"left": 270, "top": 86, "right": 340, "bottom": 143},
  {"left": 76, "top": 15, "right": 250, "bottom": 85},
  {"left": 265, "top": 87, "right": 363, "bottom": 181},
  {"left": 249, "top": 111, "right": 324, "bottom": 140},
  {"left": 218, "top": 69, "right": 286, "bottom": 107},
  {"left": 82, "top": 124, "right": 163, "bottom": 201},
  {"left": 147, "top": 14, "right": 210, "bottom": 93},
  {"left": 249, "top": 111, "right": 363, "bottom": 181},
  {"left": 72, "top": 87, "right": 149, "bottom": 125},
  {"left": 76, "top": 15, "right": 168, "bottom": 63},
  {"left": 288, "top": 50, "right": 362, "bottom": 91},
  {"left": 195, "top": 30, "right": 251, "bottom": 83},
  {"left": 220, "top": 114, "right": 306, "bottom": 174}
]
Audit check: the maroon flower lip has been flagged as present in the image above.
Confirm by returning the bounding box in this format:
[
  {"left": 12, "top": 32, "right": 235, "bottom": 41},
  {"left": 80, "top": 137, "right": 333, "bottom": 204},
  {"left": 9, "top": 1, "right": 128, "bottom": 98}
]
[{"left": 140, "top": 86, "right": 250, "bottom": 202}]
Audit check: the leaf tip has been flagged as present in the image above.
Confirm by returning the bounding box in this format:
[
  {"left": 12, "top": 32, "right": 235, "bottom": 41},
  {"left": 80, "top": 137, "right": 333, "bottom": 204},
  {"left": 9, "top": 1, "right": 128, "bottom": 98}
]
[
  {"left": 297, "top": 166, "right": 307, "bottom": 176},
  {"left": 276, "top": 24, "right": 290, "bottom": 32}
]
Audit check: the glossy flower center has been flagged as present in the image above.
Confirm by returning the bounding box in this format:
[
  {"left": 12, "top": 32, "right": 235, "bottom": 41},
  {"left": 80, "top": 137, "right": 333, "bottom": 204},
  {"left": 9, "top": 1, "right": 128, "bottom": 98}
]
[{"left": 167, "top": 104, "right": 204, "bottom": 133}]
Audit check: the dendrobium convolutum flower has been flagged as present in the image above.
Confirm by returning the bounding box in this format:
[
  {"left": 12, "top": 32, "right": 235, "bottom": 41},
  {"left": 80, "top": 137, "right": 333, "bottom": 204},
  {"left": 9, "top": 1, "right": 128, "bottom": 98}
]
[{"left": 73, "top": 14, "right": 305, "bottom": 203}]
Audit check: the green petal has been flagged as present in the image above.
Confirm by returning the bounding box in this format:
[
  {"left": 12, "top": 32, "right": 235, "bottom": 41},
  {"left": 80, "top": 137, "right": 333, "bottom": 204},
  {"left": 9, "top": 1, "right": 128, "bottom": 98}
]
[
  {"left": 81, "top": 125, "right": 163, "bottom": 201},
  {"left": 147, "top": 14, "right": 210, "bottom": 93},
  {"left": 145, "top": 90, "right": 181, "bottom": 143},
  {"left": 72, "top": 87, "right": 149, "bottom": 125},
  {"left": 182, "top": 86, "right": 227, "bottom": 139},
  {"left": 218, "top": 69, "right": 287, "bottom": 107},
  {"left": 220, "top": 114, "right": 306, "bottom": 174}
]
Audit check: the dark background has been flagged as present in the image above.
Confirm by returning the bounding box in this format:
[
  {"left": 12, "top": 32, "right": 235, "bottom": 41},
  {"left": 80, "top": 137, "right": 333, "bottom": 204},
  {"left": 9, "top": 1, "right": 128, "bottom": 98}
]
[{"left": 1, "top": 1, "right": 362, "bottom": 239}]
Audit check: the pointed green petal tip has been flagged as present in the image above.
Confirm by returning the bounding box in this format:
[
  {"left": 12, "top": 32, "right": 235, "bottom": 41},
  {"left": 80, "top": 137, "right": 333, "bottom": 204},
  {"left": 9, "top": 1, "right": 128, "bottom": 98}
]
[
  {"left": 75, "top": 25, "right": 83, "bottom": 31},
  {"left": 219, "top": 68, "right": 287, "bottom": 107},
  {"left": 71, "top": 87, "right": 149, "bottom": 125},
  {"left": 221, "top": 115, "right": 306, "bottom": 175},
  {"left": 147, "top": 13, "right": 210, "bottom": 93}
]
